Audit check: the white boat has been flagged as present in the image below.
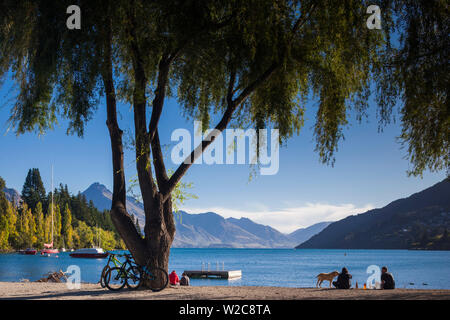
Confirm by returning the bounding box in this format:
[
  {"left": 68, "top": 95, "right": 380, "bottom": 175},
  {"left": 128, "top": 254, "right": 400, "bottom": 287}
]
[{"left": 70, "top": 226, "right": 108, "bottom": 258}]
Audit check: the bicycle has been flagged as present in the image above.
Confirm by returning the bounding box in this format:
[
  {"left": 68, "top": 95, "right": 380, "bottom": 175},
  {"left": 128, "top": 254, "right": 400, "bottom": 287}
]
[
  {"left": 103, "top": 253, "right": 168, "bottom": 292},
  {"left": 137, "top": 261, "right": 169, "bottom": 292},
  {"left": 102, "top": 253, "right": 141, "bottom": 291},
  {"left": 100, "top": 252, "right": 125, "bottom": 288}
]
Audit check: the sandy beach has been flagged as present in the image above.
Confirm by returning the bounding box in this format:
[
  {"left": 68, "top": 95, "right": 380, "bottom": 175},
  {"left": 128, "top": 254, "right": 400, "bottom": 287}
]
[{"left": 0, "top": 282, "right": 449, "bottom": 300}]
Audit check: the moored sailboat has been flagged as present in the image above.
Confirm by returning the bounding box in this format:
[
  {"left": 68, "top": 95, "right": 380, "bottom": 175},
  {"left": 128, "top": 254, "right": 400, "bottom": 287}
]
[
  {"left": 41, "top": 242, "right": 59, "bottom": 255},
  {"left": 41, "top": 166, "right": 59, "bottom": 256}
]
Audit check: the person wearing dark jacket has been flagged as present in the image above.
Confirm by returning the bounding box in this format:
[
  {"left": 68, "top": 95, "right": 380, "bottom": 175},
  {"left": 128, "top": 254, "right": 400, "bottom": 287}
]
[
  {"left": 380, "top": 266, "right": 395, "bottom": 289},
  {"left": 180, "top": 272, "right": 190, "bottom": 286},
  {"left": 333, "top": 267, "right": 352, "bottom": 289}
]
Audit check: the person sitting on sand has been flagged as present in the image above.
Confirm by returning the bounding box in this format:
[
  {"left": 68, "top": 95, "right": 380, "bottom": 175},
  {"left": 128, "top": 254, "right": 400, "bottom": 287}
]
[
  {"left": 169, "top": 270, "right": 180, "bottom": 286},
  {"left": 380, "top": 266, "right": 395, "bottom": 289},
  {"left": 180, "top": 272, "right": 190, "bottom": 286},
  {"left": 333, "top": 267, "right": 352, "bottom": 289}
]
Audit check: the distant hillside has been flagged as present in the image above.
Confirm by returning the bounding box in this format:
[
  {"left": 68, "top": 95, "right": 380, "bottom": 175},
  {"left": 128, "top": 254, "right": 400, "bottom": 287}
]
[
  {"left": 3, "top": 187, "right": 21, "bottom": 207},
  {"left": 226, "top": 217, "right": 294, "bottom": 247},
  {"left": 82, "top": 183, "right": 330, "bottom": 248},
  {"left": 288, "top": 221, "right": 332, "bottom": 245},
  {"left": 297, "top": 179, "right": 450, "bottom": 250}
]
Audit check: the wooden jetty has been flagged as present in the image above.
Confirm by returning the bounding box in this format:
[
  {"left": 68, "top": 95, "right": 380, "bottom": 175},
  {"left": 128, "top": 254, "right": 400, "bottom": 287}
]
[{"left": 183, "top": 270, "right": 242, "bottom": 279}]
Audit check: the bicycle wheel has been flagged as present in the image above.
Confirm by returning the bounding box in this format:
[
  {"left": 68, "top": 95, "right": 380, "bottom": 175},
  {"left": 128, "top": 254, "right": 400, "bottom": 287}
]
[
  {"left": 145, "top": 266, "right": 168, "bottom": 292},
  {"left": 104, "top": 267, "right": 127, "bottom": 291},
  {"left": 126, "top": 266, "right": 142, "bottom": 290},
  {"left": 100, "top": 265, "right": 110, "bottom": 288}
]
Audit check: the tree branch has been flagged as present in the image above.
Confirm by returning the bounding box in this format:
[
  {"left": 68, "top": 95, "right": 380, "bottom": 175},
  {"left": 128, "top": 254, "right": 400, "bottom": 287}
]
[
  {"left": 125, "top": 6, "right": 159, "bottom": 230},
  {"left": 234, "top": 62, "right": 278, "bottom": 107},
  {"left": 147, "top": 8, "right": 235, "bottom": 144},
  {"left": 162, "top": 101, "right": 237, "bottom": 202},
  {"left": 146, "top": 17, "right": 235, "bottom": 194},
  {"left": 162, "top": 63, "right": 277, "bottom": 201},
  {"left": 151, "top": 129, "right": 170, "bottom": 192},
  {"left": 158, "top": 3, "right": 316, "bottom": 201},
  {"left": 290, "top": 2, "right": 317, "bottom": 40},
  {"left": 227, "top": 69, "right": 237, "bottom": 106},
  {"left": 148, "top": 54, "right": 171, "bottom": 144}
]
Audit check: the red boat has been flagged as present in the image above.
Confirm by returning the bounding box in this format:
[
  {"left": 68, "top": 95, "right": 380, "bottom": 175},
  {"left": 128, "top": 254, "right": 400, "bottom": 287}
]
[
  {"left": 69, "top": 248, "right": 108, "bottom": 259},
  {"left": 18, "top": 248, "right": 37, "bottom": 255},
  {"left": 41, "top": 241, "right": 59, "bottom": 255},
  {"left": 41, "top": 248, "right": 60, "bottom": 255}
]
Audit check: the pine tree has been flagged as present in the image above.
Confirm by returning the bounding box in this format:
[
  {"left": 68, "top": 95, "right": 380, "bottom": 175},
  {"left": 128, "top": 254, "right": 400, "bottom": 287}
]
[{"left": 21, "top": 168, "right": 47, "bottom": 212}]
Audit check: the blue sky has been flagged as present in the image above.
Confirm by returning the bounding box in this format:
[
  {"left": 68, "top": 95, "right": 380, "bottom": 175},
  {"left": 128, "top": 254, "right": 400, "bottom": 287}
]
[{"left": 0, "top": 77, "right": 446, "bottom": 233}]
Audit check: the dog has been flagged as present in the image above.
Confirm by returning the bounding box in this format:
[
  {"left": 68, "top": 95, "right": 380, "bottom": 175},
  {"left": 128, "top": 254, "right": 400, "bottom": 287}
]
[{"left": 316, "top": 271, "right": 340, "bottom": 288}]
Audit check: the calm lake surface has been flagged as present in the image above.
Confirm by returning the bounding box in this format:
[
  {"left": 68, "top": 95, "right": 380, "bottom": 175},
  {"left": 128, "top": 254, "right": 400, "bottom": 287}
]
[{"left": 1, "top": 249, "right": 449, "bottom": 289}]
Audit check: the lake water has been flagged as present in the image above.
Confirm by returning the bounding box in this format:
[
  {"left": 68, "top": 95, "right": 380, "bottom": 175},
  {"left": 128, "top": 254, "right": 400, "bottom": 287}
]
[{"left": 1, "top": 249, "right": 449, "bottom": 289}]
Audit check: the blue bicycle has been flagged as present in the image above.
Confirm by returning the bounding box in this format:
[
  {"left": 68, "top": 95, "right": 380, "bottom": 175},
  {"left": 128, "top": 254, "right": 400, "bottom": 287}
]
[{"left": 138, "top": 261, "right": 169, "bottom": 292}]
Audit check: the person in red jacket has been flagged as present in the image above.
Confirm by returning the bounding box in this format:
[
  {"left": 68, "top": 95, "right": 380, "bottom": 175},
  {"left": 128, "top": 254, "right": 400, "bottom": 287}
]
[{"left": 169, "top": 270, "right": 180, "bottom": 286}]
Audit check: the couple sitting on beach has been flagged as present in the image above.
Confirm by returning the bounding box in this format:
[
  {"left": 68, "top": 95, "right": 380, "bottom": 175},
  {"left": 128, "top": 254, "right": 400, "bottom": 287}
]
[
  {"left": 169, "top": 270, "right": 190, "bottom": 286},
  {"left": 333, "top": 266, "right": 395, "bottom": 290}
]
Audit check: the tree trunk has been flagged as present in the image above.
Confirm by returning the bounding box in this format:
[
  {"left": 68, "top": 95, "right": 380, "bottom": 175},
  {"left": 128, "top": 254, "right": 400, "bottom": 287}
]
[
  {"left": 103, "top": 46, "right": 175, "bottom": 288},
  {"left": 149, "top": 196, "right": 175, "bottom": 264},
  {"left": 101, "top": 9, "right": 180, "bottom": 290},
  {"left": 101, "top": 18, "right": 151, "bottom": 268},
  {"left": 140, "top": 194, "right": 175, "bottom": 288}
]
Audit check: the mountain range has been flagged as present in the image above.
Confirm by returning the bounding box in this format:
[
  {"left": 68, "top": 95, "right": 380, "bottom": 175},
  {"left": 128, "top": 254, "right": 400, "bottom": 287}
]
[
  {"left": 80, "top": 182, "right": 330, "bottom": 248},
  {"left": 7, "top": 178, "right": 448, "bottom": 249},
  {"left": 171, "top": 211, "right": 331, "bottom": 248},
  {"left": 297, "top": 179, "right": 450, "bottom": 250}
]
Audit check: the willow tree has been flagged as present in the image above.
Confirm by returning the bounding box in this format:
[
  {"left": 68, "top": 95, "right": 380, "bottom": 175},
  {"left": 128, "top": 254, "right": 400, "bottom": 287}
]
[{"left": 0, "top": 0, "right": 448, "bottom": 278}]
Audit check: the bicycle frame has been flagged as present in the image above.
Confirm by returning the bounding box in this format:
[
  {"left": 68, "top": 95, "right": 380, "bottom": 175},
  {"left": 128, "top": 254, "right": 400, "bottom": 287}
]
[
  {"left": 141, "top": 264, "right": 156, "bottom": 280},
  {"left": 116, "top": 255, "right": 138, "bottom": 277},
  {"left": 106, "top": 253, "right": 124, "bottom": 269},
  {"left": 103, "top": 253, "right": 137, "bottom": 278}
]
